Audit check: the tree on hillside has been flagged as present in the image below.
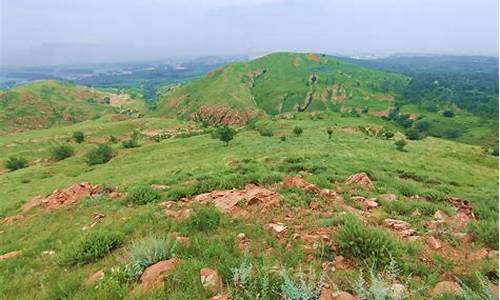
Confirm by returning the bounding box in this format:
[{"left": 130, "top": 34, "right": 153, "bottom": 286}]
[
  {"left": 73, "top": 131, "right": 85, "bottom": 143},
  {"left": 214, "top": 126, "right": 236, "bottom": 146}
]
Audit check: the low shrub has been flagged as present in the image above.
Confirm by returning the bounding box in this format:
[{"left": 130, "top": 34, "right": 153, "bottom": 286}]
[
  {"left": 468, "top": 220, "right": 499, "bottom": 249},
  {"left": 280, "top": 269, "right": 323, "bottom": 300},
  {"left": 280, "top": 135, "right": 287, "bottom": 142},
  {"left": 51, "top": 145, "right": 74, "bottom": 161},
  {"left": 187, "top": 206, "right": 221, "bottom": 232},
  {"left": 86, "top": 144, "right": 114, "bottom": 165},
  {"left": 326, "top": 127, "right": 334, "bottom": 139},
  {"left": 126, "top": 184, "right": 161, "bottom": 204},
  {"left": 257, "top": 127, "right": 274, "bottom": 137},
  {"left": 122, "top": 138, "right": 140, "bottom": 149},
  {"left": 394, "top": 139, "right": 407, "bottom": 152},
  {"left": 72, "top": 131, "right": 85, "bottom": 143},
  {"left": 4, "top": 156, "right": 28, "bottom": 171},
  {"left": 58, "top": 230, "right": 124, "bottom": 265},
  {"left": 213, "top": 126, "right": 236, "bottom": 145},
  {"left": 230, "top": 262, "right": 279, "bottom": 299},
  {"left": 293, "top": 126, "right": 303, "bottom": 137},
  {"left": 279, "top": 187, "right": 313, "bottom": 207},
  {"left": 335, "top": 214, "right": 403, "bottom": 269},
  {"left": 125, "top": 236, "right": 177, "bottom": 280}
]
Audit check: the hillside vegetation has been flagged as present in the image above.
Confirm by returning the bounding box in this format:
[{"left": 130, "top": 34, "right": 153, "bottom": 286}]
[{"left": 0, "top": 80, "right": 143, "bottom": 134}]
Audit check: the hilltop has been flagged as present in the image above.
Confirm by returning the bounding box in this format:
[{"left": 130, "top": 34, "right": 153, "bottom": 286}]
[
  {"left": 156, "top": 52, "right": 408, "bottom": 124},
  {"left": 0, "top": 80, "right": 143, "bottom": 134}
]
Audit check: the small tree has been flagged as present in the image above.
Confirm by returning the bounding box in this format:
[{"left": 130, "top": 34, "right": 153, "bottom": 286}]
[
  {"left": 394, "top": 139, "right": 407, "bottom": 152},
  {"left": 215, "top": 126, "right": 236, "bottom": 146},
  {"left": 5, "top": 156, "right": 28, "bottom": 171},
  {"left": 51, "top": 145, "right": 74, "bottom": 161},
  {"left": 293, "top": 126, "right": 303, "bottom": 137},
  {"left": 86, "top": 144, "right": 114, "bottom": 165},
  {"left": 73, "top": 131, "right": 85, "bottom": 144},
  {"left": 442, "top": 110, "right": 455, "bottom": 118},
  {"left": 326, "top": 127, "right": 334, "bottom": 139}
]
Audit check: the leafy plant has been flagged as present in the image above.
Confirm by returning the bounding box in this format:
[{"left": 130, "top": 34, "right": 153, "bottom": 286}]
[
  {"left": 72, "top": 131, "right": 85, "bottom": 143},
  {"left": 354, "top": 258, "right": 407, "bottom": 300},
  {"left": 214, "top": 126, "right": 236, "bottom": 146},
  {"left": 51, "top": 145, "right": 74, "bottom": 161},
  {"left": 230, "top": 262, "right": 277, "bottom": 299},
  {"left": 86, "top": 144, "right": 114, "bottom": 165},
  {"left": 126, "top": 184, "right": 161, "bottom": 204},
  {"left": 280, "top": 269, "right": 323, "bottom": 300},
  {"left": 4, "top": 156, "right": 28, "bottom": 171},
  {"left": 58, "top": 230, "right": 124, "bottom": 265},
  {"left": 293, "top": 126, "right": 303, "bottom": 137},
  {"left": 122, "top": 131, "right": 141, "bottom": 148},
  {"left": 125, "top": 236, "right": 177, "bottom": 280}
]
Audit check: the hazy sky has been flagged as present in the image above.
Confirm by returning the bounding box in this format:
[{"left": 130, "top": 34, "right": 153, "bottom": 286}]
[{"left": 1, "top": 0, "right": 498, "bottom": 66}]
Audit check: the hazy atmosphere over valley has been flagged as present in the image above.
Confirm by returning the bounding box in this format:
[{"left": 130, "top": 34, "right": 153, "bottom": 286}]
[{"left": 0, "top": 1, "right": 499, "bottom": 299}]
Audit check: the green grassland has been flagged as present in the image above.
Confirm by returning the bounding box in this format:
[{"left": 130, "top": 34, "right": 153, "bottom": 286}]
[
  {"left": 0, "top": 80, "right": 145, "bottom": 134},
  {"left": 156, "top": 52, "right": 408, "bottom": 117},
  {"left": 0, "top": 111, "right": 498, "bottom": 299}
]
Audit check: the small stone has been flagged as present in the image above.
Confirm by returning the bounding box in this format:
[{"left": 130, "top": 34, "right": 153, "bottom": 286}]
[
  {"left": 41, "top": 250, "right": 55, "bottom": 256},
  {"left": 332, "top": 291, "right": 357, "bottom": 300},
  {"left": 434, "top": 210, "right": 449, "bottom": 221},
  {"left": 237, "top": 233, "right": 246, "bottom": 240},
  {"left": 0, "top": 251, "right": 21, "bottom": 260},
  {"left": 320, "top": 288, "right": 334, "bottom": 300},
  {"left": 378, "top": 194, "right": 397, "bottom": 201},
  {"left": 426, "top": 236, "right": 442, "bottom": 250},
  {"left": 269, "top": 223, "right": 287, "bottom": 233},
  {"left": 200, "top": 267, "right": 223, "bottom": 293}
]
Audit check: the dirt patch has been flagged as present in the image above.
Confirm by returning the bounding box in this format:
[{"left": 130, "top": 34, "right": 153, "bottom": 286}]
[
  {"left": 307, "top": 53, "right": 321, "bottom": 62},
  {"left": 368, "top": 110, "right": 390, "bottom": 118},
  {"left": 108, "top": 94, "right": 131, "bottom": 106}
]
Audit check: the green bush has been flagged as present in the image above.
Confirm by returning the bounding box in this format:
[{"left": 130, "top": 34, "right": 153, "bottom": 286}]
[
  {"left": 4, "top": 156, "right": 28, "bottom": 171},
  {"left": 188, "top": 206, "right": 221, "bottom": 232},
  {"left": 293, "top": 126, "right": 303, "bottom": 137},
  {"left": 58, "top": 230, "right": 124, "bottom": 265},
  {"left": 394, "top": 139, "right": 407, "bottom": 152},
  {"left": 280, "top": 270, "right": 323, "bottom": 300},
  {"left": 125, "top": 236, "right": 177, "bottom": 280},
  {"left": 326, "top": 127, "right": 334, "bottom": 139},
  {"left": 442, "top": 110, "right": 455, "bottom": 118},
  {"left": 335, "top": 214, "right": 403, "bottom": 269},
  {"left": 405, "top": 128, "right": 421, "bottom": 140},
  {"left": 280, "top": 135, "right": 287, "bottom": 142},
  {"left": 72, "top": 131, "right": 85, "bottom": 143},
  {"left": 213, "top": 126, "right": 236, "bottom": 145},
  {"left": 126, "top": 184, "right": 161, "bottom": 204},
  {"left": 468, "top": 220, "right": 499, "bottom": 249},
  {"left": 51, "top": 145, "right": 74, "bottom": 161},
  {"left": 122, "top": 138, "right": 140, "bottom": 149},
  {"left": 86, "top": 144, "right": 114, "bottom": 165}
]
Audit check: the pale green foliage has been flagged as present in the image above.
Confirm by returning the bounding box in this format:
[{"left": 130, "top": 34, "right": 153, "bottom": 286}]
[
  {"left": 125, "top": 236, "right": 177, "bottom": 280},
  {"left": 280, "top": 269, "right": 323, "bottom": 300}
]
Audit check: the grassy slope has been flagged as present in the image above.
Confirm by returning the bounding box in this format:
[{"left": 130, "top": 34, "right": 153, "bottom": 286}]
[
  {"left": 0, "top": 113, "right": 497, "bottom": 298},
  {"left": 155, "top": 52, "right": 408, "bottom": 117},
  {"left": 0, "top": 80, "right": 143, "bottom": 134}
]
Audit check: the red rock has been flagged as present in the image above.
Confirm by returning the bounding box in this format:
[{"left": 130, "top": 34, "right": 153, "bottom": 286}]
[
  {"left": 344, "top": 173, "right": 374, "bottom": 190},
  {"left": 320, "top": 288, "right": 334, "bottom": 300},
  {"left": 136, "top": 258, "right": 180, "bottom": 292},
  {"left": 334, "top": 256, "right": 349, "bottom": 270},
  {"left": 426, "top": 236, "right": 442, "bottom": 250},
  {"left": 431, "top": 281, "right": 462, "bottom": 297},
  {"left": 383, "top": 219, "right": 415, "bottom": 237},
  {"left": 268, "top": 223, "right": 287, "bottom": 233},
  {"left": 332, "top": 291, "right": 357, "bottom": 300},
  {"left": 283, "top": 176, "right": 322, "bottom": 194},
  {"left": 433, "top": 210, "right": 449, "bottom": 221},
  {"left": 0, "top": 250, "right": 21, "bottom": 260},
  {"left": 209, "top": 295, "right": 229, "bottom": 300},
  {"left": 489, "top": 284, "right": 499, "bottom": 299},
  {"left": 200, "top": 267, "right": 223, "bottom": 293}
]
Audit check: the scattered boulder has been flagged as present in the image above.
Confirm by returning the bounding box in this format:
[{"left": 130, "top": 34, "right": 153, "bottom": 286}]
[
  {"left": 200, "top": 268, "right": 223, "bottom": 293},
  {"left": 283, "top": 176, "right": 322, "bottom": 194},
  {"left": 21, "top": 182, "right": 116, "bottom": 212},
  {"left": 267, "top": 223, "right": 287, "bottom": 234},
  {"left": 193, "top": 184, "right": 279, "bottom": 216},
  {"left": 383, "top": 219, "right": 415, "bottom": 237},
  {"left": 431, "top": 281, "right": 462, "bottom": 297},
  {"left": 426, "top": 236, "right": 442, "bottom": 250},
  {"left": 135, "top": 258, "right": 180, "bottom": 292},
  {"left": 0, "top": 250, "right": 21, "bottom": 260},
  {"left": 332, "top": 291, "right": 357, "bottom": 300},
  {"left": 344, "top": 172, "right": 374, "bottom": 190},
  {"left": 320, "top": 288, "right": 334, "bottom": 300}
]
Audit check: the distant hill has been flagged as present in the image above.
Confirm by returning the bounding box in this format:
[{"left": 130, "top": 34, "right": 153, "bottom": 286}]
[
  {"left": 156, "top": 52, "right": 408, "bottom": 124},
  {"left": 0, "top": 80, "right": 141, "bottom": 134}
]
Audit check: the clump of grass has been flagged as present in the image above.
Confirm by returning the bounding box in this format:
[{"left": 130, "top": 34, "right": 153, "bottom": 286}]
[
  {"left": 354, "top": 258, "right": 408, "bottom": 300},
  {"left": 86, "top": 144, "right": 114, "bottom": 165},
  {"left": 279, "top": 187, "right": 313, "bottom": 207},
  {"left": 51, "top": 144, "right": 74, "bottom": 161},
  {"left": 187, "top": 206, "right": 222, "bottom": 232},
  {"left": 293, "top": 126, "right": 303, "bottom": 137},
  {"left": 335, "top": 214, "right": 403, "bottom": 269},
  {"left": 468, "top": 220, "right": 499, "bottom": 249},
  {"left": 230, "top": 262, "right": 279, "bottom": 299},
  {"left": 4, "top": 156, "right": 28, "bottom": 171},
  {"left": 125, "top": 236, "right": 177, "bottom": 280},
  {"left": 126, "top": 184, "right": 161, "bottom": 204},
  {"left": 257, "top": 127, "right": 274, "bottom": 137},
  {"left": 122, "top": 131, "right": 140, "bottom": 148},
  {"left": 58, "top": 230, "right": 124, "bottom": 266}
]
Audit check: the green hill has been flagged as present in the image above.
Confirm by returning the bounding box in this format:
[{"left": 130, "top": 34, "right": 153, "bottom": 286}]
[
  {"left": 156, "top": 52, "right": 408, "bottom": 124},
  {"left": 0, "top": 80, "right": 143, "bottom": 134}
]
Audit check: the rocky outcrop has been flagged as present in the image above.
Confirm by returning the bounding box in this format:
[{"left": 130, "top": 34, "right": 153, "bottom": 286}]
[
  {"left": 135, "top": 258, "right": 181, "bottom": 293},
  {"left": 200, "top": 268, "right": 223, "bottom": 293},
  {"left": 344, "top": 173, "right": 374, "bottom": 190},
  {"left": 191, "top": 106, "right": 257, "bottom": 126}
]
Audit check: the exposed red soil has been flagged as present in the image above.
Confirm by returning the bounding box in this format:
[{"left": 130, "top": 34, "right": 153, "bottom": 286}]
[{"left": 190, "top": 106, "right": 257, "bottom": 125}]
